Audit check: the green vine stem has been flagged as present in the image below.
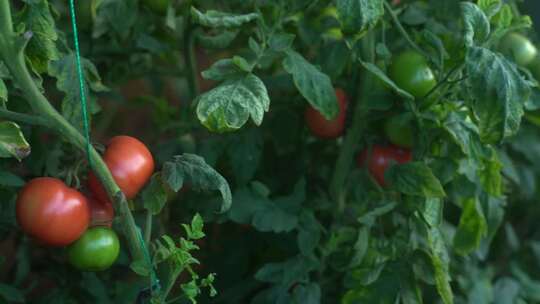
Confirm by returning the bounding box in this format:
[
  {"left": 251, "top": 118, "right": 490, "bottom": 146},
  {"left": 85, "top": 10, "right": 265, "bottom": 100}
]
[
  {"left": 329, "top": 32, "right": 375, "bottom": 213},
  {"left": 0, "top": 108, "right": 50, "bottom": 126},
  {"left": 383, "top": 1, "right": 429, "bottom": 59},
  {"left": 183, "top": 10, "right": 200, "bottom": 103},
  {"left": 0, "top": 1, "right": 146, "bottom": 264}
]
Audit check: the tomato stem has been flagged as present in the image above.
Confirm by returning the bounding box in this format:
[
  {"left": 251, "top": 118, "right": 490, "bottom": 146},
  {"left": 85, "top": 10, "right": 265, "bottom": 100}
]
[
  {"left": 0, "top": 0, "right": 148, "bottom": 269},
  {"left": 144, "top": 209, "right": 152, "bottom": 244},
  {"left": 383, "top": 1, "right": 428, "bottom": 59},
  {"left": 329, "top": 32, "right": 375, "bottom": 213},
  {"left": 183, "top": 11, "right": 200, "bottom": 103},
  {"left": 0, "top": 109, "right": 49, "bottom": 126}
]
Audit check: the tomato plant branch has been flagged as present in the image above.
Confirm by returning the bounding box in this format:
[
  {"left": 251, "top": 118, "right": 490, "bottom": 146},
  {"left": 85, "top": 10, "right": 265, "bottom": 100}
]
[
  {"left": 0, "top": 0, "right": 147, "bottom": 265},
  {"left": 144, "top": 210, "right": 152, "bottom": 244},
  {"left": 0, "top": 108, "right": 50, "bottom": 126},
  {"left": 183, "top": 12, "right": 200, "bottom": 102},
  {"left": 329, "top": 35, "right": 375, "bottom": 211},
  {"left": 383, "top": 1, "right": 428, "bottom": 58}
]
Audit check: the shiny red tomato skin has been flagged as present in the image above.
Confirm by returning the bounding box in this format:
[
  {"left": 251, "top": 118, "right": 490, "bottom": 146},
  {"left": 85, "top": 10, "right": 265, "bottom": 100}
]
[
  {"left": 16, "top": 178, "right": 90, "bottom": 246},
  {"left": 358, "top": 145, "right": 412, "bottom": 186},
  {"left": 88, "top": 136, "right": 154, "bottom": 204},
  {"left": 88, "top": 197, "right": 114, "bottom": 228},
  {"left": 305, "top": 88, "right": 348, "bottom": 139}
]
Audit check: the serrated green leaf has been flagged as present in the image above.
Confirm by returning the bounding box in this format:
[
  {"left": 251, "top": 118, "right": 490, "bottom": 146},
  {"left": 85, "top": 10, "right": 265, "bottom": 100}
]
[
  {"left": 462, "top": 2, "right": 490, "bottom": 46},
  {"left": 386, "top": 162, "right": 446, "bottom": 198},
  {"left": 162, "top": 154, "right": 231, "bottom": 212},
  {"left": 0, "top": 171, "right": 25, "bottom": 187},
  {"left": 141, "top": 174, "right": 168, "bottom": 215},
  {"left": 226, "top": 128, "right": 263, "bottom": 185},
  {"left": 0, "top": 122, "right": 30, "bottom": 161},
  {"left": 191, "top": 7, "right": 259, "bottom": 28},
  {"left": 477, "top": 0, "right": 502, "bottom": 18},
  {"left": 196, "top": 74, "right": 270, "bottom": 132},
  {"left": 201, "top": 58, "right": 245, "bottom": 81},
  {"left": 283, "top": 50, "right": 338, "bottom": 119},
  {"left": 17, "top": 0, "right": 59, "bottom": 73},
  {"left": 195, "top": 29, "right": 239, "bottom": 49},
  {"left": 359, "top": 60, "right": 414, "bottom": 100},
  {"left": 49, "top": 53, "right": 107, "bottom": 132},
  {"left": 427, "top": 227, "right": 454, "bottom": 304},
  {"left": 466, "top": 46, "right": 530, "bottom": 143},
  {"left": 336, "top": 0, "right": 384, "bottom": 34},
  {"left": 0, "top": 79, "right": 7, "bottom": 104},
  {"left": 453, "top": 198, "right": 487, "bottom": 255}
]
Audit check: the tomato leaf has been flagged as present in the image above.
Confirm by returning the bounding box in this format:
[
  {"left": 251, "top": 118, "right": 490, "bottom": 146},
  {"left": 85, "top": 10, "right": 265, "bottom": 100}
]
[
  {"left": 283, "top": 50, "right": 338, "bottom": 119},
  {"left": 141, "top": 174, "right": 168, "bottom": 215},
  {"left": 15, "top": 0, "right": 59, "bottom": 73},
  {"left": 195, "top": 29, "right": 240, "bottom": 49},
  {"left": 358, "top": 60, "right": 414, "bottom": 100},
  {"left": 336, "top": 0, "right": 384, "bottom": 34},
  {"left": 0, "top": 122, "right": 30, "bottom": 161},
  {"left": 465, "top": 46, "right": 530, "bottom": 143},
  {"left": 0, "top": 79, "right": 7, "bottom": 104},
  {"left": 453, "top": 198, "right": 487, "bottom": 256},
  {"left": 49, "top": 53, "right": 107, "bottom": 132},
  {"left": 191, "top": 7, "right": 259, "bottom": 28},
  {"left": 427, "top": 227, "right": 454, "bottom": 304},
  {"left": 386, "top": 162, "right": 446, "bottom": 198},
  {"left": 162, "top": 154, "right": 232, "bottom": 212},
  {"left": 255, "top": 255, "right": 319, "bottom": 287},
  {"left": 226, "top": 128, "right": 263, "bottom": 185},
  {"left": 462, "top": 2, "right": 490, "bottom": 46},
  {"left": 196, "top": 73, "right": 270, "bottom": 132}
]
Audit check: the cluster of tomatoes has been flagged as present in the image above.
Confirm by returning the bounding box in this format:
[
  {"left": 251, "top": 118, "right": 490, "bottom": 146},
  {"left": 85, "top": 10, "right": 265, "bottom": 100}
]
[
  {"left": 16, "top": 136, "right": 154, "bottom": 271},
  {"left": 303, "top": 50, "right": 434, "bottom": 185},
  {"left": 306, "top": 31, "right": 540, "bottom": 186}
]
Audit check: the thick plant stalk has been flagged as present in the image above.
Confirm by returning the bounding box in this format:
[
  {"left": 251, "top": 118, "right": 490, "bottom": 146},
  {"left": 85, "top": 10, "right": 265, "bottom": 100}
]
[
  {"left": 0, "top": 0, "right": 146, "bottom": 264},
  {"left": 329, "top": 33, "right": 375, "bottom": 212}
]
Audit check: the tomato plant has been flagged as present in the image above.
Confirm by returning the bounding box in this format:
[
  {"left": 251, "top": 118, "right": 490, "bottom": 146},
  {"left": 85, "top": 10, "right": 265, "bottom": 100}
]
[
  {"left": 2, "top": 0, "right": 540, "bottom": 303},
  {"left": 16, "top": 178, "right": 90, "bottom": 246},
  {"left": 67, "top": 227, "right": 120, "bottom": 271},
  {"left": 304, "top": 88, "right": 348, "bottom": 139},
  {"left": 88, "top": 136, "right": 154, "bottom": 204}
]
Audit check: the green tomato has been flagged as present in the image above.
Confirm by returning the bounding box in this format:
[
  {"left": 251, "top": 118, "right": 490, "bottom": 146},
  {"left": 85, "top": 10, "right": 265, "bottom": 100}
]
[
  {"left": 528, "top": 55, "right": 540, "bottom": 81},
  {"left": 384, "top": 114, "right": 414, "bottom": 148},
  {"left": 143, "top": 0, "right": 169, "bottom": 15},
  {"left": 389, "top": 51, "right": 437, "bottom": 99},
  {"left": 68, "top": 227, "right": 120, "bottom": 271},
  {"left": 500, "top": 33, "right": 538, "bottom": 67}
]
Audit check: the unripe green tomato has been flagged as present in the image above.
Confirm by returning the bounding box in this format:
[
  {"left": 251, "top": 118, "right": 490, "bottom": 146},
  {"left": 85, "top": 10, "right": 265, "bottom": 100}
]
[
  {"left": 500, "top": 33, "right": 538, "bottom": 67},
  {"left": 68, "top": 227, "right": 120, "bottom": 271},
  {"left": 384, "top": 114, "right": 414, "bottom": 148},
  {"left": 75, "top": 0, "right": 100, "bottom": 30},
  {"left": 528, "top": 55, "right": 540, "bottom": 81},
  {"left": 142, "top": 0, "right": 169, "bottom": 15},
  {"left": 389, "top": 51, "right": 437, "bottom": 99}
]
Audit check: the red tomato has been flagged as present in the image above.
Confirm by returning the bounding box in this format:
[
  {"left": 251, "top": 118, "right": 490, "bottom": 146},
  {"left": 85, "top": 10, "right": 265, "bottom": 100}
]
[
  {"left": 358, "top": 145, "right": 412, "bottom": 186},
  {"left": 88, "top": 197, "right": 114, "bottom": 227},
  {"left": 16, "top": 178, "right": 90, "bottom": 246},
  {"left": 304, "top": 88, "right": 348, "bottom": 139},
  {"left": 88, "top": 136, "right": 154, "bottom": 204}
]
